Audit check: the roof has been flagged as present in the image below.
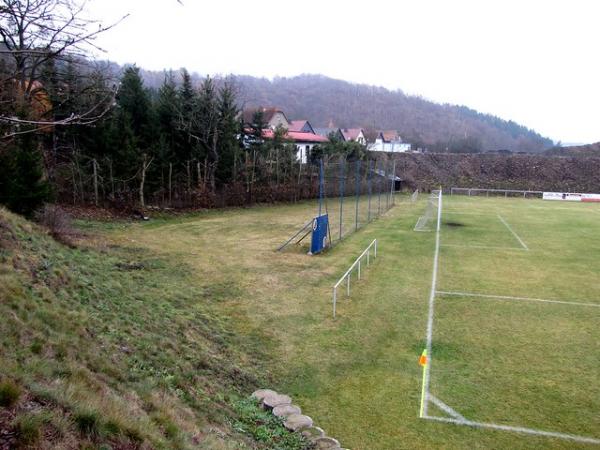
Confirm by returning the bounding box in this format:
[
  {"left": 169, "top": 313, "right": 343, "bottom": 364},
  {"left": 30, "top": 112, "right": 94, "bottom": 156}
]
[
  {"left": 261, "top": 129, "right": 328, "bottom": 143},
  {"left": 341, "top": 128, "right": 364, "bottom": 141},
  {"left": 288, "top": 120, "right": 314, "bottom": 133},
  {"left": 381, "top": 130, "right": 400, "bottom": 142},
  {"left": 242, "top": 107, "right": 288, "bottom": 125},
  {"left": 314, "top": 127, "right": 343, "bottom": 139}
]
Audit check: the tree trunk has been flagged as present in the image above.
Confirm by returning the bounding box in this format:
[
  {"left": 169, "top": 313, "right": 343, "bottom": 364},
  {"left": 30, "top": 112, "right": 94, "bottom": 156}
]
[
  {"left": 139, "top": 153, "right": 153, "bottom": 209},
  {"left": 108, "top": 159, "right": 115, "bottom": 201},
  {"left": 168, "top": 163, "right": 172, "bottom": 206},
  {"left": 140, "top": 154, "right": 147, "bottom": 208},
  {"left": 92, "top": 158, "right": 99, "bottom": 207},
  {"left": 186, "top": 160, "right": 191, "bottom": 192}
]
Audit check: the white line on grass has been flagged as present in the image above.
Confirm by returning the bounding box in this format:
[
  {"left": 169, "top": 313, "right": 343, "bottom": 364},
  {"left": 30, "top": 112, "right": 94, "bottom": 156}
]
[
  {"left": 436, "top": 290, "right": 600, "bottom": 308},
  {"left": 424, "top": 415, "right": 600, "bottom": 445},
  {"left": 441, "top": 244, "right": 526, "bottom": 251},
  {"left": 442, "top": 211, "right": 492, "bottom": 216},
  {"left": 428, "top": 395, "right": 466, "bottom": 421},
  {"left": 497, "top": 214, "right": 529, "bottom": 250},
  {"left": 422, "top": 191, "right": 442, "bottom": 417}
]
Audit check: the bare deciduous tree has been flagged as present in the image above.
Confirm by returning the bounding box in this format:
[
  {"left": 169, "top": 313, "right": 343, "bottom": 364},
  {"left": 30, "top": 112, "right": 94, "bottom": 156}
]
[{"left": 0, "top": 0, "right": 126, "bottom": 138}]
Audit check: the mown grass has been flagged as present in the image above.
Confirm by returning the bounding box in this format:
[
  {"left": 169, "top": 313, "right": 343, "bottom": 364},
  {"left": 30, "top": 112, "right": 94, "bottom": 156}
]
[
  {"left": 93, "top": 193, "right": 600, "bottom": 449},
  {"left": 5, "top": 192, "right": 598, "bottom": 449}
]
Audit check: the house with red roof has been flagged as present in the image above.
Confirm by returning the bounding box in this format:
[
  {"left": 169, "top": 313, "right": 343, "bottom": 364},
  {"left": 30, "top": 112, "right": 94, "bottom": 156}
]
[
  {"left": 340, "top": 128, "right": 366, "bottom": 145},
  {"left": 369, "top": 130, "right": 411, "bottom": 153},
  {"left": 242, "top": 107, "right": 328, "bottom": 163}
]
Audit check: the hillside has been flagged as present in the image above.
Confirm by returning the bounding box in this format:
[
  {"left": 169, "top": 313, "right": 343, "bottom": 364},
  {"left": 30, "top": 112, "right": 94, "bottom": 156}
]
[
  {"left": 0, "top": 208, "right": 308, "bottom": 449},
  {"left": 544, "top": 142, "right": 600, "bottom": 157},
  {"left": 129, "top": 68, "right": 553, "bottom": 154},
  {"left": 231, "top": 74, "right": 553, "bottom": 153},
  {"left": 384, "top": 152, "right": 600, "bottom": 192}
]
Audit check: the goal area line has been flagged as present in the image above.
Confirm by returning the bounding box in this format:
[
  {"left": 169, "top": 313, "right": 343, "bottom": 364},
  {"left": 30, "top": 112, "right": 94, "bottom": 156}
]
[
  {"left": 423, "top": 413, "right": 600, "bottom": 445},
  {"left": 436, "top": 290, "right": 600, "bottom": 308}
]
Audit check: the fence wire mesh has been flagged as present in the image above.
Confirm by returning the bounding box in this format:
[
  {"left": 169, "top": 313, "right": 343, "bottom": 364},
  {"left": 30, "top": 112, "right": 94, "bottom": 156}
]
[{"left": 278, "top": 157, "right": 397, "bottom": 252}]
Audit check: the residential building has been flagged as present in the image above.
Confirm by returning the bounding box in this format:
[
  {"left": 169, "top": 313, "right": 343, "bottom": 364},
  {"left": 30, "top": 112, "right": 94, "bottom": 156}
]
[
  {"left": 314, "top": 127, "right": 344, "bottom": 141},
  {"left": 340, "top": 128, "right": 366, "bottom": 145},
  {"left": 242, "top": 107, "right": 328, "bottom": 163},
  {"left": 369, "top": 130, "right": 411, "bottom": 152}
]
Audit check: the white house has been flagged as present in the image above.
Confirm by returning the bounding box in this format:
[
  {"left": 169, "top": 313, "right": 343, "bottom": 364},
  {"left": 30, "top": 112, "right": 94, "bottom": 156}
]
[
  {"left": 341, "top": 128, "right": 366, "bottom": 145},
  {"left": 369, "top": 130, "right": 411, "bottom": 152},
  {"left": 243, "top": 109, "right": 329, "bottom": 163}
]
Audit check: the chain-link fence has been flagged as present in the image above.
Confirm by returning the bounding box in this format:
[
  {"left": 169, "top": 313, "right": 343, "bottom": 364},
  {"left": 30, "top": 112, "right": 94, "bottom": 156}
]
[{"left": 278, "top": 157, "right": 398, "bottom": 252}]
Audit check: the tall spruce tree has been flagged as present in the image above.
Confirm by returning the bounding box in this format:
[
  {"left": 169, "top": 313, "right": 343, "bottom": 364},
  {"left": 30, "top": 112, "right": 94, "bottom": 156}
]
[{"left": 215, "top": 80, "right": 239, "bottom": 184}]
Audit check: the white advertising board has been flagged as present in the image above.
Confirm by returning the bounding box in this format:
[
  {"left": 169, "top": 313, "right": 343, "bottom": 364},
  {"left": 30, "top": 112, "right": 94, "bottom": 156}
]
[{"left": 543, "top": 192, "right": 600, "bottom": 202}]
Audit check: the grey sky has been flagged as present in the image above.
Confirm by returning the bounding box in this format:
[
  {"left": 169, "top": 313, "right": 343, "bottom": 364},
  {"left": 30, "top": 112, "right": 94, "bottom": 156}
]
[{"left": 87, "top": 0, "right": 600, "bottom": 144}]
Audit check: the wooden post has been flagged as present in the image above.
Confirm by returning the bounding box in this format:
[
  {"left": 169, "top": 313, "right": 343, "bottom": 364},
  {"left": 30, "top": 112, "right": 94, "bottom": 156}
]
[
  {"left": 168, "top": 163, "right": 172, "bottom": 206},
  {"left": 92, "top": 158, "right": 99, "bottom": 207}
]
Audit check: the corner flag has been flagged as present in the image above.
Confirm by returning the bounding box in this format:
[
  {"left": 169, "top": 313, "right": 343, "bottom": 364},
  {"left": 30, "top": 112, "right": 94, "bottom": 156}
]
[{"left": 419, "top": 349, "right": 427, "bottom": 367}]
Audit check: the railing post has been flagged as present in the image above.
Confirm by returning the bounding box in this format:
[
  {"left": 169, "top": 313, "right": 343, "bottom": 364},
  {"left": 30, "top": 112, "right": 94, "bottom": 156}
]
[
  {"left": 374, "top": 239, "right": 377, "bottom": 258},
  {"left": 367, "top": 248, "right": 370, "bottom": 266},
  {"left": 333, "top": 287, "right": 337, "bottom": 318}
]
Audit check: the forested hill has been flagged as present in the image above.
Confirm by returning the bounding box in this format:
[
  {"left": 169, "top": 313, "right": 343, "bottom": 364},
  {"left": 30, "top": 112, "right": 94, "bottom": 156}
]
[
  {"left": 133, "top": 68, "right": 553, "bottom": 153},
  {"left": 231, "top": 74, "right": 553, "bottom": 153}
]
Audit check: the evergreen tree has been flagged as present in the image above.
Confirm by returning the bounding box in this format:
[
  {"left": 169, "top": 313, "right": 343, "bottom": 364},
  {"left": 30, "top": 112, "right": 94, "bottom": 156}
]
[
  {"left": 0, "top": 134, "right": 52, "bottom": 216},
  {"left": 112, "top": 66, "right": 156, "bottom": 206},
  {"left": 215, "top": 81, "right": 240, "bottom": 184}
]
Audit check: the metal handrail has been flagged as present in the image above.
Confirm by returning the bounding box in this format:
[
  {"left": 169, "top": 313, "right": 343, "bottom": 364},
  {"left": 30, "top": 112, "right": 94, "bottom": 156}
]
[
  {"left": 450, "top": 187, "right": 543, "bottom": 198},
  {"left": 332, "top": 238, "right": 377, "bottom": 318}
]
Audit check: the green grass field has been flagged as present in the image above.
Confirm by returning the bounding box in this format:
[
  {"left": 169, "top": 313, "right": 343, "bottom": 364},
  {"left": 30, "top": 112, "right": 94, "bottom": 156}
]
[{"left": 71, "top": 193, "right": 600, "bottom": 448}]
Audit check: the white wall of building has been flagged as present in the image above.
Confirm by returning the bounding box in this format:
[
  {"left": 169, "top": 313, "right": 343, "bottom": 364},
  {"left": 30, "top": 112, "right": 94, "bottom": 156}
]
[{"left": 369, "top": 140, "right": 411, "bottom": 152}]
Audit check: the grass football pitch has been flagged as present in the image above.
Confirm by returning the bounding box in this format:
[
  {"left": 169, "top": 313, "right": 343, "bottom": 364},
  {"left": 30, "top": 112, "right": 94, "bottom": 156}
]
[{"left": 94, "top": 193, "right": 600, "bottom": 449}]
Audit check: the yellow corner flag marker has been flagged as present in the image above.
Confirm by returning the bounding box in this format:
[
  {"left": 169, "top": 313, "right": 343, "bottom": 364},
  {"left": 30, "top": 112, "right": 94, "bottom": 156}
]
[{"left": 419, "top": 349, "right": 427, "bottom": 418}]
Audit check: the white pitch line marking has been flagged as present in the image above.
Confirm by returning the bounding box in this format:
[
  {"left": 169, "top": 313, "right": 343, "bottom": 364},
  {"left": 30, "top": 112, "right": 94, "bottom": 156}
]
[
  {"left": 429, "top": 395, "right": 467, "bottom": 421},
  {"left": 497, "top": 214, "right": 529, "bottom": 250},
  {"left": 422, "top": 191, "right": 443, "bottom": 417},
  {"left": 436, "top": 290, "right": 600, "bottom": 308},
  {"left": 423, "top": 415, "right": 600, "bottom": 445},
  {"left": 441, "top": 243, "right": 526, "bottom": 251}
]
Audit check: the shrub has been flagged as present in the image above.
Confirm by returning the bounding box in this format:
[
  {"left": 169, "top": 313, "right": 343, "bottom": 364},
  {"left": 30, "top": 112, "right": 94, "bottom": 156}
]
[
  {"left": 74, "top": 409, "right": 101, "bottom": 437},
  {"left": 34, "top": 204, "right": 76, "bottom": 246},
  {"left": 14, "top": 412, "right": 47, "bottom": 447},
  {"left": 0, "top": 379, "right": 21, "bottom": 407}
]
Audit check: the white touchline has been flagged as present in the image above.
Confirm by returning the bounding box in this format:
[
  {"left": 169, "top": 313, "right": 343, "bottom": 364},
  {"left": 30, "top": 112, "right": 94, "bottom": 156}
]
[
  {"left": 436, "top": 290, "right": 600, "bottom": 308},
  {"left": 424, "top": 415, "right": 600, "bottom": 445},
  {"left": 428, "top": 395, "right": 466, "bottom": 421},
  {"left": 497, "top": 214, "right": 529, "bottom": 250},
  {"left": 441, "top": 243, "right": 526, "bottom": 251},
  {"left": 422, "top": 191, "right": 442, "bottom": 417}
]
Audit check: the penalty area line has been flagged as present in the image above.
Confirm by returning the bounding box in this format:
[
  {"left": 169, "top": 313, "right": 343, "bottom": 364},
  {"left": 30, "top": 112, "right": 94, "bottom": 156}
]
[
  {"left": 441, "top": 243, "right": 526, "bottom": 251},
  {"left": 436, "top": 290, "right": 600, "bottom": 308},
  {"left": 423, "top": 415, "right": 600, "bottom": 445},
  {"left": 497, "top": 214, "right": 529, "bottom": 250}
]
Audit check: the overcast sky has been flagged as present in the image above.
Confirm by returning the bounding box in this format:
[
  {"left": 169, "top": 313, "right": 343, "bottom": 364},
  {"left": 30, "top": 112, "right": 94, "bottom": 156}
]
[{"left": 87, "top": 0, "right": 600, "bottom": 145}]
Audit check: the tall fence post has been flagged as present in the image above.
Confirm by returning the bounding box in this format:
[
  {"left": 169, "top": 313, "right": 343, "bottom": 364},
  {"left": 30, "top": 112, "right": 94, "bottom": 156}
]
[
  {"left": 355, "top": 160, "right": 361, "bottom": 231},
  {"left": 377, "top": 160, "right": 382, "bottom": 216},
  {"left": 339, "top": 159, "right": 345, "bottom": 241},
  {"left": 390, "top": 159, "right": 396, "bottom": 207},
  {"left": 367, "top": 160, "right": 373, "bottom": 222},
  {"left": 318, "top": 159, "right": 324, "bottom": 216}
]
